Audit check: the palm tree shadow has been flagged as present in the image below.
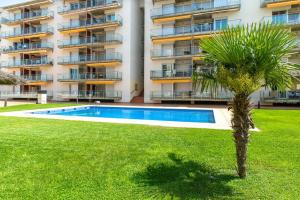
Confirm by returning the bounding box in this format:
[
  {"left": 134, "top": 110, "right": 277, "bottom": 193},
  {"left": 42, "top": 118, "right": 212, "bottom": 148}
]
[{"left": 132, "top": 153, "right": 238, "bottom": 199}]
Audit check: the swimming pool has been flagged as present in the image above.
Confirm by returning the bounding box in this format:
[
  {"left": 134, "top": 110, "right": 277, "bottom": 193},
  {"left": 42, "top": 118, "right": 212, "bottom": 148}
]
[{"left": 32, "top": 106, "right": 215, "bottom": 123}]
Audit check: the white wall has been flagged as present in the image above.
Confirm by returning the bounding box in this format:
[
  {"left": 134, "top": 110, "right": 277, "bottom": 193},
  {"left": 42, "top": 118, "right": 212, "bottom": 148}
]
[
  {"left": 0, "top": 0, "right": 145, "bottom": 103},
  {"left": 143, "top": 0, "right": 293, "bottom": 104}
]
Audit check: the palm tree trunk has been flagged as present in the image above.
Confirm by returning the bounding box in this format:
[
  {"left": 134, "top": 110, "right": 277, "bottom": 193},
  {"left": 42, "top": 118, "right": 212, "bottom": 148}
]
[{"left": 231, "top": 93, "right": 252, "bottom": 178}]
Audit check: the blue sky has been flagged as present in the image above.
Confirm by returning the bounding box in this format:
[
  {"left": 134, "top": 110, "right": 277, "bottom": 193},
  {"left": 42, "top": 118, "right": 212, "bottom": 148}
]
[{"left": 0, "top": 0, "right": 25, "bottom": 7}]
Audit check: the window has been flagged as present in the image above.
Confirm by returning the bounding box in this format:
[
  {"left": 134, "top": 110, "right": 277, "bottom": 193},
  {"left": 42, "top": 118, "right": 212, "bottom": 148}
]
[{"left": 215, "top": 18, "right": 228, "bottom": 30}]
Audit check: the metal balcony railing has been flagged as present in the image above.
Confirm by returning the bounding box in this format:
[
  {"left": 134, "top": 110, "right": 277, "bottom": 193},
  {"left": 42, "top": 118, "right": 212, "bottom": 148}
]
[
  {"left": 151, "top": 0, "right": 241, "bottom": 18},
  {"left": 57, "top": 53, "right": 122, "bottom": 65},
  {"left": 58, "top": 90, "right": 122, "bottom": 99},
  {"left": 151, "top": 91, "right": 233, "bottom": 101},
  {"left": 151, "top": 19, "right": 241, "bottom": 37},
  {"left": 58, "top": 34, "right": 122, "bottom": 48},
  {"left": 58, "top": 0, "right": 122, "bottom": 14},
  {"left": 58, "top": 72, "right": 122, "bottom": 81},
  {"left": 58, "top": 15, "right": 122, "bottom": 31},
  {"left": 1, "top": 25, "right": 54, "bottom": 38},
  {"left": 1, "top": 42, "right": 53, "bottom": 53},
  {"left": 151, "top": 46, "right": 201, "bottom": 58},
  {"left": 150, "top": 69, "right": 192, "bottom": 79},
  {"left": 1, "top": 58, "right": 53, "bottom": 68},
  {"left": 2, "top": 10, "right": 54, "bottom": 24}
]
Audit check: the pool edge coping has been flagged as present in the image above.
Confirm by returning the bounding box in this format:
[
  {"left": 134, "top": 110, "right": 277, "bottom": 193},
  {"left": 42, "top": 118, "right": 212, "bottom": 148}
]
[{"left": 0, "top": 105, "right": 239, "bottom": 130}]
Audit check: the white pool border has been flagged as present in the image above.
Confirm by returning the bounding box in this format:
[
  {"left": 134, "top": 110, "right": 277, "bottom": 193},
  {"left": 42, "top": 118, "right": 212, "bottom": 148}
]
[{"left": 0, "top": 105, "right": 233, "bottom": 130}]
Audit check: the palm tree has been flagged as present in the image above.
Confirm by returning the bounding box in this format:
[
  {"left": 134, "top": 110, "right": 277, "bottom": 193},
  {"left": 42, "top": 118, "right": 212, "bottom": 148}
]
[{"left": 193, "top": 23, "right": 300, "bottom": 178}]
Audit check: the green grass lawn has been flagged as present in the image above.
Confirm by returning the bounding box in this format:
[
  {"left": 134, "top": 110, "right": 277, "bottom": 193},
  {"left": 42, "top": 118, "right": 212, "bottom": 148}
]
[{"left": 0, "top": 104, "right": 299, "bottom": 199}]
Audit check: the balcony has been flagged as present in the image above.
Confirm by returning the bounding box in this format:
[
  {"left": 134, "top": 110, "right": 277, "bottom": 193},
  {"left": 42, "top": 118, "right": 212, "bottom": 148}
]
[
  {"left": 291, "top": 70, "right": 300, "bottom": 77},
  {"left": 1, "top": 42, "right": 53, "bottom": 54},
  {"left": 2, "top": 0, "right": 54, "bottom": 11},
  {"left": 58, "top": 0, "right": 122, "bottom": 15},
  {"left": 58, "top": 34, "right": 122, "bottom": 49},
  {"left": 262, "top": 14, "right": 300, "bottom": 27},
  {"left": 1, "top": 58, "right": 53, "bottom": 68},
  {"left": 151, "top": 0, "right": 241, "bottom": 23},
  {"left": 150, "top": 69, "right": 192, "bottom": 83},
  {"left": 261, "top": 90, "right": 300, "bottom": 104},
  {"left": 19, "top": 74, "right": 53, "bottom": 83},
  {"left": 1, "top": 25, "right": 54, "bottom": 40},
  {"left": 57, "top": 53, "right": 122, "bottom": 67},
  {"left": 58, "top": 15, "right": 122, "bottom": 34},
  {"left": 0, "top": 91, "right": 53, "bottom": 99},
  {"left": 0, "top": 91, "right": 38, "bottom": 99},
  {"left": 58, "top": 72, "right": 122, "bottom": 84},
  {"left": 2, "top": 10, "right": 54, "bottom": 25},
  {"left": 151, "top": 91, "right": 233, "bottom": 101},
  {"left": 58, "top": 90, "right": 122, "bottom": 100},
  {"left": 151, "top": 19, "right": 241, "bottom": 43},
  {"left": 151, "top": 46, "right": 203, "bottom": 60},
  {"left": 261, "top": 0, "right": 300, "bottom": 8}
]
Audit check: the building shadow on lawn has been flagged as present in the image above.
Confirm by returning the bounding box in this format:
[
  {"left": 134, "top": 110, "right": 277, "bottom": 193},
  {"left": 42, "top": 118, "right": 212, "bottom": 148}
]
[{"left": 132, "top": 153, "right": 238, "bottom": 199}]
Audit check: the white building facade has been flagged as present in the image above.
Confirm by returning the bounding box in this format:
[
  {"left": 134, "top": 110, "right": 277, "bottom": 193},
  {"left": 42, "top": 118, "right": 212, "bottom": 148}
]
[
  {"left": 0, "top": 0, "right": 299, "bottom": 105},
  {"left": 0, "top": 0, "right": 144, "bottom": 102},
  {"left": 144, "top": 0, "right": 300, "bottom": 105}
]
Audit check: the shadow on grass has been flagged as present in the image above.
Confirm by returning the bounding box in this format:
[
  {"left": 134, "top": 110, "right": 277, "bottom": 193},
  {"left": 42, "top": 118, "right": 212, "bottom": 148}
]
[{"left": 133, "top": 153, "right": 238, "bottom": 199}]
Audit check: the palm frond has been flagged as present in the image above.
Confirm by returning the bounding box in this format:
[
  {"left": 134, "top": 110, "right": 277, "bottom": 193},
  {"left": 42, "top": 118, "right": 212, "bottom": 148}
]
[
  {"left": 193, "top": 22, "right": 297, "bottom": 94},
  {"left": 192, "top": 70, "right": 219, "bottom": 92}
]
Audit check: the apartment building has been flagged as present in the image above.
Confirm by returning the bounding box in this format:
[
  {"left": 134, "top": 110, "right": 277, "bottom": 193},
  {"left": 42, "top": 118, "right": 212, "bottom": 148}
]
[
  {"left": 144, "top": 0, "right": 300, "bottom": 104},
  {"left": 0, "top": 0, "right": 144, "bottom": 102},
  {"left": 0, "top": 0, "right": 299, "bottom": 105}
]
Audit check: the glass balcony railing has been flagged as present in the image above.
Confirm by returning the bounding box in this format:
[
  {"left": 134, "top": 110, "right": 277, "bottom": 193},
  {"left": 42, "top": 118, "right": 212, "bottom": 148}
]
[
  {"left": 151, "top": 46, "right": 202, "bottom": 58},
  {"left": 1, "top": 42, "right": 53, "bottom": 53},
  {"left": 58, "top": 15, "right": 122, "bottom": 31},
  {"left": 1, "top": 58, "right": 53, "bottom": 68},
  {"left": 151, "top": 0, "right": 241, "bottom": 18},
  {"left": 261, "top": 90, "right": 300, "bottom": 102},
  {"left": 2, "top": 10, "right": 54, "bottom": 24},
  {"left": 58, "top": 72, "right": 122, "bottom": 81},
  {"left": 57, "top": 53, "right": 122, "bottom": 65},
  {"left": 0, "top": 91, "right": 39, "bottom": 99},
  {"left": 1, "top": 25, "right": 54, "bottom": 38},
  {"left": 151, "top": 19, "right": 241, "bottom": 37},
  {"left": 58, "top": 34, "right": 122, "bottom": 48},
  {"left": 262, "top": 14, "right": 300, "bottom": 25},
  {"left": 58, "top": 0, "right": 122, "bottom": 14},
  {"left": 151, "top": 91, "right": 233, "bottom": 101},
  {"left": 17, "top": 74, "right": 53, "bottom": 81},
  {"left": 151, "top": 69, "right": 192, "bottom": 79},
  {"left": 291, "top": 70, "right": 300, "bottom": 77},
  {"left": 58, "top": 90, "right": 122, "bottom": 99},
  {"left": 0, "top": 91, "right": 53, "bottom": 98}
]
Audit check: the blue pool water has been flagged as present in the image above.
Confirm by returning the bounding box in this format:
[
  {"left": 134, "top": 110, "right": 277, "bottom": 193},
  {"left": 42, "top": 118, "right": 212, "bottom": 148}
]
[{"left": 33, "top": 106, "right": 215, "bottom": 123}]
